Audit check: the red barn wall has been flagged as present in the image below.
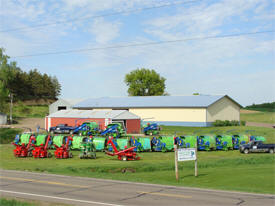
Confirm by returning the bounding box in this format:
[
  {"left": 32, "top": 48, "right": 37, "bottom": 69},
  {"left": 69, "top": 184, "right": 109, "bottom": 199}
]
[
  {"left": 47, "top": 118, "right": 106, "bottom": 130},
  {"left": 46, "top": 117, "right": 141, "bottom": 134},
  {"left": 126, "top": 119, "right": 140, "bottom": 134}
]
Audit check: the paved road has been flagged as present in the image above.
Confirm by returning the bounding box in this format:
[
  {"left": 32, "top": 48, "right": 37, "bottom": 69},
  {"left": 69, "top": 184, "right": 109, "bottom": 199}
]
[{"left": 0, "top": 169, "right": 274, "bottom": 206}]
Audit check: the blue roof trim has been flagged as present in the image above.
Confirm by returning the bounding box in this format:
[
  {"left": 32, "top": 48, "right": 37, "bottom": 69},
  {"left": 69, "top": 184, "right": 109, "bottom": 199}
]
[{"left": 73, "top": 95, "right": 236, "bottom": 108}]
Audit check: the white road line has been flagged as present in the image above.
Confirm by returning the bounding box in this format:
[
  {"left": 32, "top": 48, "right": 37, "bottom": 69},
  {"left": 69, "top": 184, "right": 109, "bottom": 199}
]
[{"left": 0, "top": 190, "right": 126, "bottom": 206}]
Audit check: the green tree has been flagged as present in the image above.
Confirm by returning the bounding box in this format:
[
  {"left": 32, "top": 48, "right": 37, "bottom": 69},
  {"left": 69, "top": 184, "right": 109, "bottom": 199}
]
[
  {"left": 124, "top": 68, "right": 166, "bottom": 96},
  {"left": 0, "top": 48, "right": 10, "bottom": 112}
]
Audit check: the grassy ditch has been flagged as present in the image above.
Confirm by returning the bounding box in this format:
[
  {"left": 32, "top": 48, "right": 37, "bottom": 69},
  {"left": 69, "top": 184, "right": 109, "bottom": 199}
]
[
  {"left": 0, "top": 198, "right": 38, "bottom": 206},
  {"left": 0, "top": 144, "right": 274, "bottom": 194},
  {"left": 0, "top": 128, "right": 22, "bottom": 144}
]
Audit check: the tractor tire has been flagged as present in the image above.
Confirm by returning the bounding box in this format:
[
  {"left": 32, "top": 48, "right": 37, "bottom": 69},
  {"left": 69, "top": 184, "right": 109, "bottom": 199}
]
[
  {"left": 122, "top": 156, "right": 127, "bottom": 161},
  {"left": 269, "top": 149, "right": 274, "bottom": 154},
  {"left": 244, "top": 149, "right": 249, "bottom": 154}
]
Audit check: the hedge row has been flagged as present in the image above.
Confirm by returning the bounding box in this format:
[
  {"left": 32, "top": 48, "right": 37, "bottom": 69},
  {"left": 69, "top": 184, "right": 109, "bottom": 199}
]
[{"left": 213, "top": 120, "right": 246, "bottom": 127}]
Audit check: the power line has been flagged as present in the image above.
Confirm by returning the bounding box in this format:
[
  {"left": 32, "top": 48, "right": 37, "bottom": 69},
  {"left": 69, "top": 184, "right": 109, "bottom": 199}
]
[
  {"left": 11, "top": 30, "right": 274, "bottom": 58},
  {"left": 0, "top": 0, "right": 202, "bottom": 33}
]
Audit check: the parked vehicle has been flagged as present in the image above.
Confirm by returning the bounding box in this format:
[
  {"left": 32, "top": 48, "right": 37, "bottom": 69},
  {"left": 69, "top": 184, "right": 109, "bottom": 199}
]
[
  {"left": 239, "top": 141, "right": 275, "bottom": 154},
  {"left": 49, "top": 124, "right": 75, "bottom": 134}
]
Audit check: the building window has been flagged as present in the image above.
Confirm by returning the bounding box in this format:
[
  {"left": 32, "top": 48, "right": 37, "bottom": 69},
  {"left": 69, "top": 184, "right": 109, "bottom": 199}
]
[{"left": 58, "top": 106, "right": 67, "bottom": 111}]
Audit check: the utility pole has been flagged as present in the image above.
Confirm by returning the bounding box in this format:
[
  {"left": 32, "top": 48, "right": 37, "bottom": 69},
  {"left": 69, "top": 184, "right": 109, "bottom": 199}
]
[{"left": 9, "top": 93, "right": 13, "bottom": 124}]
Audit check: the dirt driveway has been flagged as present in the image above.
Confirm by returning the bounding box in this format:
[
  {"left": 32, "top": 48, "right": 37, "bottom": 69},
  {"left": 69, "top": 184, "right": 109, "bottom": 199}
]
[
  {"left": 12, "top": 118, "right": 45, "bottom": 132},
  {"left": 246, "top": 122, "right": 274, "bottom": 129}
]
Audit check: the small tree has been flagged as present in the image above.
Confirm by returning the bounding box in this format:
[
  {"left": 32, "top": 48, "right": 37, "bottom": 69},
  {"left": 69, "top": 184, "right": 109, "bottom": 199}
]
[{"left": 124, "top": 68, "right": 166, "bottom": 96}]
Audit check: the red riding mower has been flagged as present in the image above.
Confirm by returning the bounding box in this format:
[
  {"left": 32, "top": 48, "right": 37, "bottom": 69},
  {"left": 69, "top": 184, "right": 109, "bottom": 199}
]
[
  {"left": 12, "top": 135, "right": 36, "bottom": 157},
  {"left": 54, "top": 135, "right": 73, "bottom": 159},
  {"left": 32, "top": 134, "right": 52, "bottom": 158}
]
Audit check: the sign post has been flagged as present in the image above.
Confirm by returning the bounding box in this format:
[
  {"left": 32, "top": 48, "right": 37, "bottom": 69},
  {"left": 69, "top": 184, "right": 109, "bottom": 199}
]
[
  {"left": 175, "top": 148, "right": 197, "bottom": 180},
  {"left": 174, "top": 144, "right": 179, "bottom": 181}
]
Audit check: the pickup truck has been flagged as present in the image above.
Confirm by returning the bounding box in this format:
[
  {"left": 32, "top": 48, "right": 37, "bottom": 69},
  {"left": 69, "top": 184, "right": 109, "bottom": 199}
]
[
  {"left": 49, "top": 124, "right": 75, "bottom": 134},
  {"left": 239, "top": 141, "right": 275, "bottom": 154}
]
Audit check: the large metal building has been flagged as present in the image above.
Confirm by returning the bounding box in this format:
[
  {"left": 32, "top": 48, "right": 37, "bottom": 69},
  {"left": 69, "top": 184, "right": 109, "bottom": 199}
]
[
  {"left": 49, "top": 99, "right": 84, "bottom": 114},
  {"left": 73, "top": 95, "right": 242, "bottom": 127},
  {"left": 45, "top": 109, "right": 141, "bottom": 133}
]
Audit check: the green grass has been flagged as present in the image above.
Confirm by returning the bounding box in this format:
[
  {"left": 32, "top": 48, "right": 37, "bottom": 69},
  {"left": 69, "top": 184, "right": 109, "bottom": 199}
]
[
  {"left": 240, "top": 112, "right": 275, "bottom": 124},
  {"left": 1, "top": 126, "right": 274, "bottom": 194},
  {"left": 0, "top": 128, "right": 22, "bottom": 144},
  {"left": 0, "top": 198, "right": 38, "bottom": 206},
  {"left": 1, "top": 143, "right": 274, "bottom": 194},
  {"left": 11, "top": 105, "right": 49, "bottom": 118},
  {"left": 160, "top": 126, "right": 275, "bottom": 143}
]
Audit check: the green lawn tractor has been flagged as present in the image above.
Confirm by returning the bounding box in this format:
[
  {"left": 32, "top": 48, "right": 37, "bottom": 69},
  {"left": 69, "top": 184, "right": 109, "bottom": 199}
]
[{"left": 79, "top": 141, "right": 96, "bottom": 159}]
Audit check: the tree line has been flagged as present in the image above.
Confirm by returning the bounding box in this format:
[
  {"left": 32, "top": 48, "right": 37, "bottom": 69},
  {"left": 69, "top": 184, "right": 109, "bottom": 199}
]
[
  {"left": 245, "top": 102, "right": 275, "bottom": 112},
  {"left": 0, "top": 48, "right": 61, "bottom": 112}
]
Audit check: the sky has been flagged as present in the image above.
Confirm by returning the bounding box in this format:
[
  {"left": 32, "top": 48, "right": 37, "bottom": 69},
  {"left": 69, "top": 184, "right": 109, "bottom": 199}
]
[{"left": 0, "top": 0, "right": 274, "bottom": 106}]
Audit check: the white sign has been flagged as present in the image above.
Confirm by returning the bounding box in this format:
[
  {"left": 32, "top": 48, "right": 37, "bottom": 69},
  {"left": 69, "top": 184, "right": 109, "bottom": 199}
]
[{"left": 178, "top": 148, "right": 197, "bottom": 161}]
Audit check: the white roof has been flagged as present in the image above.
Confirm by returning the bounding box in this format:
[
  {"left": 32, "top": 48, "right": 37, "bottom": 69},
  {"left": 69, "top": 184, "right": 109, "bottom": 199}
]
[{"left": 47, "top": 109, "right": 140, "bottom": 120}]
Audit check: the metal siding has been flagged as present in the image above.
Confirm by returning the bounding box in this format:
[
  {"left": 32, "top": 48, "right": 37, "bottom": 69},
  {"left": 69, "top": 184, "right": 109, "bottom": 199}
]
[
  {"left": 48, "top": 109, "right": 139, "bottom": 119},
  {"left": 74, "top": 95, "right": 225, "bottom": 108},
  {"left": 126, "top": 119, "right": 141, "bottom": 134},
  {"left": 144, "top": 121, "right": 212, "bottom": 127},
  {"left": 206, "top": 96, "right": 240, "bottom": 122},
  {"left": 129, "top": 108, "right": 206, "bottom": 122}
]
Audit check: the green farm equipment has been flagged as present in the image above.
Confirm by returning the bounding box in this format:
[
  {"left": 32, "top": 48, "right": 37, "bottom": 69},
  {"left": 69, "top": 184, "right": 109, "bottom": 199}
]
[
  {"left": 250, "top": 136, "right": 266, "bottom": 142},
  {"left": 18, "top": 133, "right": 32, "bottom": 145},
  {"left": 79, "top": 140, "right": 96, "bottom": 159},
  {"left": 215, "top": 135, "right": 233, "bottom": 151},
  {"left": 74, "top": 122, "right": 100, "bottom": 136},
  {"left": 101, "top": 123, "right": 126, "bottom": 138},
  {"left": 176, "top": 135, "right": 197, "bottom": 148},
  {"left": 35, "top": 134, "right": 47, "bottom": 146},
  {"left": 232, "top": 134, "right": 250, "bottom": 149},
  {"left": 151, "top": 136, "right": 174, "bottom": 152},
  {"left": 130, "top": 137, "right": 151, "bottom": 152},
  {"left": 71, "top": 136, "right": 89, "bottom": 149},
  {"left": 197, "top": 135, "right": 216, "bottom": 151},
  {"left": 52, "top": 135, "right": 66, "bottom": 148},
  {"left": 117, "top": 138, "right": 129, "bottom": 150},
  {"left": 143, "top": 123, "right": 160, "bottom": 135},
  {"left": 93, "top": 137, "right": 106, "bottom": 151}
]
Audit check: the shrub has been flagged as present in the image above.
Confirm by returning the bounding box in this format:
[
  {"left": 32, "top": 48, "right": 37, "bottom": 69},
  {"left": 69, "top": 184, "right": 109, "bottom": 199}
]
[{"left": 213, "top": 120, "right": 242, "bottom": 127}]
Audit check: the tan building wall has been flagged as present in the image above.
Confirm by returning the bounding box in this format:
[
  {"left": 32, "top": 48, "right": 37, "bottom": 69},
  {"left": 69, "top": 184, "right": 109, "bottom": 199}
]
[
  {"left": 129, "top": 108, "right": 206, "bottom": 122},
  {"left": 207, "top": 97, "right": 240, "bottom": 122}
]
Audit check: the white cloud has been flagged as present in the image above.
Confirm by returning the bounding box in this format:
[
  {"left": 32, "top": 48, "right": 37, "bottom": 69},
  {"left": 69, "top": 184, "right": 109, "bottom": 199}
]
[{"left": 90, "top": 18, "right": 121, "bottom": 44}]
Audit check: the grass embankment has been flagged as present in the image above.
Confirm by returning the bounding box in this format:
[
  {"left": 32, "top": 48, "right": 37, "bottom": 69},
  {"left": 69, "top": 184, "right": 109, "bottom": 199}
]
[
  {"left": 0, "top": 197, "right": 68, "bottom": 206},
  {"left": 12, "top": 105, "right": 49, "bottom": 118},
  {"left": 240, "top": 112, "right": 275, "bottom": 124},
  {"left": 0, "top": 128, "right": 22, "bottom": 144},
  {"left": 0, "top": 198, "right": 37, "bottom": 206}
]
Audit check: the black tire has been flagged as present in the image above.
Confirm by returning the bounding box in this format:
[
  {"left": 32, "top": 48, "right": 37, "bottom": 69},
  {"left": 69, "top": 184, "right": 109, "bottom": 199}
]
[
  {"left": 244, "top": 149, "right": 249, "bottom": 154},
  {"left": 269, "top": 149, "right": 274, "bottom": 154}
]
